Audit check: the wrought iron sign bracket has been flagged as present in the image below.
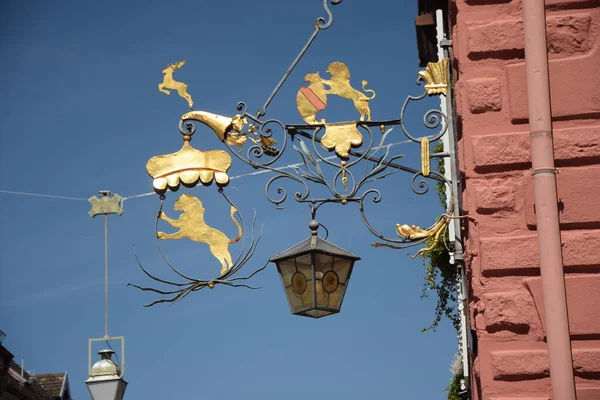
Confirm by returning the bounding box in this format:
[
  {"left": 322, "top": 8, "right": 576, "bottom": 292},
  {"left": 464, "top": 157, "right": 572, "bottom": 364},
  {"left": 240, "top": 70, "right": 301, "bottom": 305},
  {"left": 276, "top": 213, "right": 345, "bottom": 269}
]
[{"left": 130, "top": 0, "right": 466, "bottom": 306}]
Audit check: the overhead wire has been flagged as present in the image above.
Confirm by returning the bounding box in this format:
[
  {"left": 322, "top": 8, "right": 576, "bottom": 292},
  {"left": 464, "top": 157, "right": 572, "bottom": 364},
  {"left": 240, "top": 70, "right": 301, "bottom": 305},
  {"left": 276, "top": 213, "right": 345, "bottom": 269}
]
[
  {"left": 0, "top": 190, "right": 88, "bottom": 201},
  {"left": 0, "top": 139, "right": 413, "bottom": 204}
]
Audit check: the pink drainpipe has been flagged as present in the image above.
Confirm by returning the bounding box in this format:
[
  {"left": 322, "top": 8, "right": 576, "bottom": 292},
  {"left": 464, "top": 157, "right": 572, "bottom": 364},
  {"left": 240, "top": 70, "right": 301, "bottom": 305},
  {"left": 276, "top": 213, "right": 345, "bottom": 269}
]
[{"left": 522, "top": 1, "right": 577, "bottom": 399}]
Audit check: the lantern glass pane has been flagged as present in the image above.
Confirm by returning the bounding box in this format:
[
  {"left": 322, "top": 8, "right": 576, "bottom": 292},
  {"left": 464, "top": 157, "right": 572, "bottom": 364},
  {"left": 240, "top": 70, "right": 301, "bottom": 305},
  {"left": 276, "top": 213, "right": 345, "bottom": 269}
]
[
  {"left": 327, "top": 282, "right": 345, "bottom": 310},
  {"left": 277, "top": 258, "right": 297, "bottom": 287},
  {"left": 333, "top": 257, "right": 352, "bottom": 284},
  {"left": 315, "top": 275, "right": 326, "bottom": 308},
  {"left": 285, "top": 285, "right": 305, "bottom": 312},
  {"left": 87, "top": 379, "right": 127, "bottom": 400},
  {"left": 294, "top": 253, "right": 312, "bottom": 273},
  {"left": 278, "top": 253, "right": 315, "bottom": 314},
  {"left": 315, "top": 253, "right": 334, "bottom": 273},
  {"left": 315, "top": 275, "right": 345, "bottom": 310},
  {"left": 295, "top": 253, "right": 313, "bottom": 309}
]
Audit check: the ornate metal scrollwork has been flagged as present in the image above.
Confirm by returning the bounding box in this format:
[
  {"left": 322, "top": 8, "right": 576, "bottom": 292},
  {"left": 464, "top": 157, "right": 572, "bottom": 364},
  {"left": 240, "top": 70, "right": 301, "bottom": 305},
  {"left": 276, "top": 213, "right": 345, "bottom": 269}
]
[
  {"left": 175, "top": 58, "right": 454, "bottom": 258},
  {"left": 129, "top": 189, "right": 267, "bottom": 306},
  {"left": 146, "top": 0, "right": 454, "bottom": 304}
]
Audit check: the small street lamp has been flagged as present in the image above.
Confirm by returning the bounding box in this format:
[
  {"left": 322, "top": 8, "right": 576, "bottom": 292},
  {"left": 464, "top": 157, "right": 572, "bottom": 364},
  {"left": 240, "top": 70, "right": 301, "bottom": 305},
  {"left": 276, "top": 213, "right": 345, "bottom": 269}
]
[
  {"left": 270, "top": 220, "right": 360, "bottom": 318},
  {"left": 86, "top": 349, "right": 127, "bottom": 400},
  {"left": 88, "top": 191, "right": 127, "bottom": 399}
]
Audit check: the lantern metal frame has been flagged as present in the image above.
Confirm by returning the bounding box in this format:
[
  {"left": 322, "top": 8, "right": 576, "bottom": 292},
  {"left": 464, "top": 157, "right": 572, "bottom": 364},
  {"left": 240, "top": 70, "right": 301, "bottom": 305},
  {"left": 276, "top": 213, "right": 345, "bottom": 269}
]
[{"left": 270, "top": 221, "right": 360, "bottom": 318}]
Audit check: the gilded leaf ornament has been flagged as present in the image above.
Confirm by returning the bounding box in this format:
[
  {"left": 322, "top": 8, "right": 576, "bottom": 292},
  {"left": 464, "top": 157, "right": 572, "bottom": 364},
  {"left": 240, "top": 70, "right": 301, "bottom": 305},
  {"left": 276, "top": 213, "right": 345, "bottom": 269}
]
[
  {"left": 395, "top": 215, "right": 450, "bottom": 258},
  {"left": 418, "top": 58, "right": 449, "bottom": 96},
  {"left": 321, "top": 122, "right": 362, "bottom": 159}
]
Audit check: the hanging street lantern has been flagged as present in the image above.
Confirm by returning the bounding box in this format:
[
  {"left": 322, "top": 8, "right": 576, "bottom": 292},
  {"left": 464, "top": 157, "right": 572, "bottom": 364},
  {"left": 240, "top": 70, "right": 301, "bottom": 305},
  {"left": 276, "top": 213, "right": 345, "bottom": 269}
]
[
  {"left": 86, "top": 349, "right": 127, "bottom": 400},
  {"left": 270, "top": 220, "right": 360, "bottom": 318},
  {"left": 87, "top": 192, "right": 127, "bottom": 400}
]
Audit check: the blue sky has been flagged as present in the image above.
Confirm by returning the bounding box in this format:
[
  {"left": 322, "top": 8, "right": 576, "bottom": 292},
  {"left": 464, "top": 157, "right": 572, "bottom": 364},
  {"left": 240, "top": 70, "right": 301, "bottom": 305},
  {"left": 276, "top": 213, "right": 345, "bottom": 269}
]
[{"left": 0, "top": 1, "right": 458, "bottom": 399}]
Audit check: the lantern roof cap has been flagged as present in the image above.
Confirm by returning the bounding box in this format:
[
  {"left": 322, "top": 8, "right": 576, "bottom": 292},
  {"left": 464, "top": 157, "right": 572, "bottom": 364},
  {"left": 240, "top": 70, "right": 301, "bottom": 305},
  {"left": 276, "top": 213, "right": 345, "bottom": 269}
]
[{"left": 269, "top": 235, "right": 360, "bottom": 262}]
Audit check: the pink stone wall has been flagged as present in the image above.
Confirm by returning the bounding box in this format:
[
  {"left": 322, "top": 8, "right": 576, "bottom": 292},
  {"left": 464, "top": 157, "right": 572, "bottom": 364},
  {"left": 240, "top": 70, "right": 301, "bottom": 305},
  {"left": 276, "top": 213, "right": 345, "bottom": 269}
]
[{"left": 449, "top": 0, "right": 600, "bottom": 398}]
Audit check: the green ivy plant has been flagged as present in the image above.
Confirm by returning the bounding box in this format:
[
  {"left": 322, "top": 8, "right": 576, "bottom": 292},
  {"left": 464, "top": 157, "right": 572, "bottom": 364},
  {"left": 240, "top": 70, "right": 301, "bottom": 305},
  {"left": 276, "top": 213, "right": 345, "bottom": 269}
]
[
  {"left": 420, "top": 141, "right": 460, "bottom": 333},
  {"left": 445, "top": 373, "right": 464, "bottom": 400},
  {"left": 421, "top": 143, "right": 467, "bottom": 399}
]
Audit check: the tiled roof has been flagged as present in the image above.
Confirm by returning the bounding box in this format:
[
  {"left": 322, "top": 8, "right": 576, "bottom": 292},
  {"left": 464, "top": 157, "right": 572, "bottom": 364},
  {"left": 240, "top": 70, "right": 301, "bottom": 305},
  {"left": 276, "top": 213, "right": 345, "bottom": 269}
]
[
  {"left": 5, "top": 361, "right": 54, "bottom": 400},
  {"left": 33, "top": 372, "right": 66, "bottom": 399}
]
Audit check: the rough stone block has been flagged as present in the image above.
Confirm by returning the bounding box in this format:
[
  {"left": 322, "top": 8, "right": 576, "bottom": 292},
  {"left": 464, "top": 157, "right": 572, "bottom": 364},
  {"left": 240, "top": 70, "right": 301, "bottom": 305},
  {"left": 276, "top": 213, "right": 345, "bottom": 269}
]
[
  {"left": 547, "top": 15, "right": 592, "bottom": 54},
  {"left": 468, "top": 19, "right": 523, "bottom": 55},
  {"left": 524, "top": 165, "right": 600, "bottom": 227},
  {"left": 471, "top": 132, "right": 530, "bottom": 169},
  {"left": 479, "top": 230, "right": 600, "bottom": 274},
  {"left": 480, "top": 235, "right": 538, "bottom": 273},
  {"left": 490, "top": 397, "right": 549, "bottom": 400},
  {"left": 491, "top": 349, "right": 549, "bottom": 379},
  {"left": 465, "top": 78, "right": 502, "bottom": 113},
  {"left": 561, "top": 231, "right": 600, "bottom": 270},
  {"left": 578, "top": 388, "right": 600, "bottom": 400},
  {"left": 488, "top": 388, "right": 600, "bottom": 400},
  {"left": 481, "top": 290, "right": 536, "bottom": 333},
  {"left": 475, "top": 185, "right": 516, "bottom": 213},
  {"left": 507, "top": 43, "right": 600, "bottom": 122},
  {"left": 525, "top": 275, "right": 600, "bottom": 336},
  {"left": 491, "top": 347, "right": 600, "bottom": 380},
  {"left": 464, "top": 0, "right": 514, "bottom": 4},
  {"left": 471, "top": 125, "right": 600, "bottom": 170},
  {"left": 466, "top": 13, "right": 592, "bottom": 58},
  {"left": 546, "top": 0, "right": 598, "bottom": 6}
]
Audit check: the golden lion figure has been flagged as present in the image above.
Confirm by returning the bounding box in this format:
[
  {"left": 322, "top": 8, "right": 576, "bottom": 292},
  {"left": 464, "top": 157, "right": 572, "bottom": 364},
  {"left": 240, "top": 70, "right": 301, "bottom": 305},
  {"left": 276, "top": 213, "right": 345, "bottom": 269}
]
[
  {"left": 158, "top": 194, "right": 242, "bottom": 275},
  {"left": 296, "top": 72, "right": 328, "bottom": 125},
  {"left": 158, "top": 60, "right": 193, "bottom": 108},
  {"left": 321, "top": 61, "right": 376, "bottom": 121}
]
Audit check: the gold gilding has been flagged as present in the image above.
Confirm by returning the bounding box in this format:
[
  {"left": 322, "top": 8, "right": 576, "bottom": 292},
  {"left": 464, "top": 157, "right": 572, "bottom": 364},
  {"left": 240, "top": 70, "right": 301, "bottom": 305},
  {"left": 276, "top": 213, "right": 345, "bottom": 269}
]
[
  {"left": 296, "top": 72, "right": 328, "bottom": 124},
  {"left": 181, "top": 111, "right": 279, "bottom": 155},
  {"left": 418, "top": 58, "right": 449, "bottom": 96},
  {"left": 146, "top": 141, "right": 231, "bottom": 193},
  {"left": 321, "top": 122, "right": 363, "bottom": 159},
  {"left": 296, "top": 61, "right": 376, "bottom": 124},
  {"left": 181, "top": 111, "right": 250, "bottom": 150},
  {"left": 322, "top": 62, "right": 376, "bottom": 121},
  {"left": 421, "top": 137, "right": 430, "bottom": 177},
  {"left": 158, "top": 60, "right": 193, "bottom": 108},
  {"left": 158, "top": 194, "right": 242, "bottom": 275},
  {"left": 341, "top": 167, "right": 349, "bottom": 191},
  {"left": 396, "top": 215, "right": 450, "bottom": 258}
]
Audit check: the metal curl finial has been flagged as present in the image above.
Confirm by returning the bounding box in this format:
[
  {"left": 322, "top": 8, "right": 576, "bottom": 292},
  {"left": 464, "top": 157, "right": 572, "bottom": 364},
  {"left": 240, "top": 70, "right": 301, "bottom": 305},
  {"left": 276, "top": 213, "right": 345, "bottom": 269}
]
[
  {"left": 317, "top": 0, "right": 342, "bottom": 29},
  {"left": 178, "top": 119, "right": 196, "bottom": 137}
]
